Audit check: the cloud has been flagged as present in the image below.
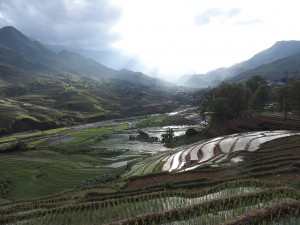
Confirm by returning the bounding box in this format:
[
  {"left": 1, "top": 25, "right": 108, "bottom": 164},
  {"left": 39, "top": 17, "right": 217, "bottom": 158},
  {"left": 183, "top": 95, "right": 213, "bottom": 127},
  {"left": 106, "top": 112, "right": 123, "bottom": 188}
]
[
  {"left": 0, "top": 0, "right": 122, "bottom": 50},
  {"left": 236, "top": 19, "right": 263, "bottom": 26},
  {"left": 195, "top": 7, "right": 241, "bottom": 25},
  {"left": 226, "top": 8, "right": 241, "bottom": 19},
  {"left": 195, "top": 8, "right": 222, "bottom": 25}
]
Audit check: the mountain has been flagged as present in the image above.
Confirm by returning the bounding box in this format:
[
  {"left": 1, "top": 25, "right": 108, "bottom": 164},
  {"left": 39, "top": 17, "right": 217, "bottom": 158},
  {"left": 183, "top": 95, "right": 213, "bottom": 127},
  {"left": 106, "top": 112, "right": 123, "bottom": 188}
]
[
  {"left": 47, "top": 44, "right": 145, "bottom": 72},
  {"left": 177, "top": 67, "right": 227, "bottom": 88},
  {"left": 0, "top": 26, "right": 167, "bottom": 86},
  {"left": 231, "top": 53, "right": 300, "bottom": 82},
  {"left": 177, "top": 74, "right": 213, "bottom": 88},
  {"left": 224, "top": 40, "right": 300, "bottom": 79},
  {"left": 181, "top": 41, "right": 300, "bottom": 88},
  {"left": 0, "top": 26, "right": 188, "bottom": 134},
  {"left": 0, "top": 26, "right": 43, "bottom": 55}
]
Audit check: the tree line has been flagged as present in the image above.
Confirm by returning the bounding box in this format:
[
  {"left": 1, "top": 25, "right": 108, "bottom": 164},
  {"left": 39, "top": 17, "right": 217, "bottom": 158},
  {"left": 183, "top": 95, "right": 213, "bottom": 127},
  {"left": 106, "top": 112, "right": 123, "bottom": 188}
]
[{"left": 200, "top": 75, "right": 300, "bottom": 124}]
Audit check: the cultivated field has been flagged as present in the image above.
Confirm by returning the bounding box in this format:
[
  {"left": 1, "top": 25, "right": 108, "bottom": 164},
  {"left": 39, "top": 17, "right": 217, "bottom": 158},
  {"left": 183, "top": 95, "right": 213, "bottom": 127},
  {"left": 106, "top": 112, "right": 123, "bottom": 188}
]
[
  {"left": 124, "top": 130, "right": 300, "bottom": 176},
  {"left": 1, "top": 131, "right": 299, "bottom": 224}
]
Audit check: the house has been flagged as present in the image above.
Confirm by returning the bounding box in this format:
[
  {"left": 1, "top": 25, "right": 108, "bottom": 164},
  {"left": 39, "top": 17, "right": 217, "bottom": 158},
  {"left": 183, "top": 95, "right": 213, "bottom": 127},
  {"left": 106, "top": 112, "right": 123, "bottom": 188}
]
[
  {"left": 129, "top": 130, "right": 160, "bottom": 142},
  {"left": 136, "top": 130, "right": 149, "bottom": 141}
]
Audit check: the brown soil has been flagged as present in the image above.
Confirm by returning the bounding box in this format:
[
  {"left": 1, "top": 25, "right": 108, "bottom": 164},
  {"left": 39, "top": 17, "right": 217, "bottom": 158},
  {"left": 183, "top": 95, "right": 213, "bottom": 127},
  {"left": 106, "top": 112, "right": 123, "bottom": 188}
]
[
  {"left": 185, "top": 146, "right": 203, "bottom": 167},
  {"left": 260, "top": 172, "right": 300, "bottom": 182},
  {"left": 208, "top": 115, "right": 300, "bottom": 137},
  {"left": 213, "top": 144, "right": 222, "bottom": 155},
  {"left": 126, "top": 168, "right": 239, "bottom": 190},
  {"left": 185, "top": 153, "right": 191, "bottom": 166},
  {"left": 196, "top": 148, "right": 203, "bottom": 162},
  {"left": 221, "top": 202, "right": 300, "bottom": 225}
]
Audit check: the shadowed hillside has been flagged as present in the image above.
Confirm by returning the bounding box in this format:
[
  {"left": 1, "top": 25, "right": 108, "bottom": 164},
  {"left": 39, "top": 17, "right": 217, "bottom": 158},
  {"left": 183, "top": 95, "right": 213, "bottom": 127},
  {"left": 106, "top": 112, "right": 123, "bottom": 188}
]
[{"left": 0, "top": 26, "right": 192, "bottom": 133}]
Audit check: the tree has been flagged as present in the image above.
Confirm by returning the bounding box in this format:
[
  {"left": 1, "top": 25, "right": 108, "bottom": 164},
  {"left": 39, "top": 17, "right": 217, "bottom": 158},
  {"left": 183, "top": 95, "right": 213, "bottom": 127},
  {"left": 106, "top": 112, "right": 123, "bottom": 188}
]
[
  {"left": 290, "top": 80, "right": 300, "bottom": 117},
  {"left": 199, "top": 89, "right": 214, "bottom": 120},
  {"left": 245, "top": 75, "right": 267, "bottom": 94},
  {"left": 161, "top": 128, "right": 174, "bottom": 143},
  {"left": 276, "top": 84, "right": 292, "bottom": 119},
  {"left": 274, "top": 80, "right": 300, "bottom": 118},
  {"left": 185, "top": 128, "right": 199, "bottom": 136},
  {"left": 202, "top": 83, "right": 248, "bottom": 124},
  {"left": 209, "top": 97, "right": 233, "bottom": 124},
  {"left": 251, "top": 85, "right": 271, "bottom": 110}
]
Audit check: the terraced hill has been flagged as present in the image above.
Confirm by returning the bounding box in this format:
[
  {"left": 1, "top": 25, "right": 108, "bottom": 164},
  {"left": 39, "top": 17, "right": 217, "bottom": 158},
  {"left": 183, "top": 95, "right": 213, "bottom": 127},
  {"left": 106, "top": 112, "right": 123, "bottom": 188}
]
[
  {"left": 124, "top": 130, "right": 300, "bottom": 177},
  {"left": 0, "top": 179, "right": 299, "bottom": 225},
  {"left": 0, "top": 26, "right": 191, "bottom": 133},
  {"left": 0, "top": 131, "right": 299, "bottom": 224}
]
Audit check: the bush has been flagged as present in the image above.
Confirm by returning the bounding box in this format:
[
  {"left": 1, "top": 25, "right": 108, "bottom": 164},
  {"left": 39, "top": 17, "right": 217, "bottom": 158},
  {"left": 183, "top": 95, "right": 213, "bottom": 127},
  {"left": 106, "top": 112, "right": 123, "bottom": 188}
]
[
  {"left": 185, "top": 128, "right": 199, "bottom": 137},
  {"left": 74, "top": 174, "right": 119, "bottom": 188},
  {"left": 0, "top": 141, "right": 28, "bottom": 153},
  {"left": 0, "top": 177, "right": 12, "bottom": 196}
]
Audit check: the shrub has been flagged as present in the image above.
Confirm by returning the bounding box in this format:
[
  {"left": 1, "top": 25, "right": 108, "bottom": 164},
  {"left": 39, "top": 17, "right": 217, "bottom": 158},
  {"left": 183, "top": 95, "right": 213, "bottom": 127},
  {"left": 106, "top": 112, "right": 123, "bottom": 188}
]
[
  {"left": 0, "top": 141, "right": 28, "bottom": 153},
  {"left": 0, "top": 177, "right": 12, "bottom": 196},
  {"left": 185, "top": 128, "right": 199, "bottom": 137},
  {"left": 74, "top": 174, "right": 119, "bottom": 188}
]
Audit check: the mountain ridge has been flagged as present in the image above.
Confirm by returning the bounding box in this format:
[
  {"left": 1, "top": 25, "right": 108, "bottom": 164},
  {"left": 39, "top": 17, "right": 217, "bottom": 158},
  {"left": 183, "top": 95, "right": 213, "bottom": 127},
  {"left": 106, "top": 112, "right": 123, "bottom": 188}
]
[
  {"left": 179, "top": 40, "right": 300, "bottom": 88},
  {"left": 0, "top": 26, "right": 187, "bottom": 134},
  {"left": 231, "top": 52, "right": 300, "bottom": 82},
  {"left": 0, "top": 26, "right": 167, "bottom": 86}
]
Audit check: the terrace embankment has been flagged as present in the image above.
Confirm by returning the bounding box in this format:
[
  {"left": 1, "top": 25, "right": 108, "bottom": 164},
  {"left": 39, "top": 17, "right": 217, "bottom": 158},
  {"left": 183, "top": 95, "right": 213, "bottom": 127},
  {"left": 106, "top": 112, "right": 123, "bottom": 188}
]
[
  {"left": 126, "top": 168, "right": 239, "bottom": 190},
  {"left": 126, "top": 134, "right": 300, "bottom": 190},
  {"left": 208, "top": 115, "right": 300, "bottom": 137}
]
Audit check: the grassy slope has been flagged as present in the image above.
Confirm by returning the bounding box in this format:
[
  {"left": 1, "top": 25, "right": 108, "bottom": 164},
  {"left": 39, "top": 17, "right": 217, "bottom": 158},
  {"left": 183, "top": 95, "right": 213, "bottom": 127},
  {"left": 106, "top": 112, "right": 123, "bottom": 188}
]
[
  {"left": 0, "top": 71, "right": 181, "bottom": 131},
  {"left": 0, "top": 123, "right": 131, "bottom": 200},
  {"left": 0, "top": 127, "right": 69, "bottom": 144},
  {"left": 0, "top": 150, "right": 120, "bottom": 200}
]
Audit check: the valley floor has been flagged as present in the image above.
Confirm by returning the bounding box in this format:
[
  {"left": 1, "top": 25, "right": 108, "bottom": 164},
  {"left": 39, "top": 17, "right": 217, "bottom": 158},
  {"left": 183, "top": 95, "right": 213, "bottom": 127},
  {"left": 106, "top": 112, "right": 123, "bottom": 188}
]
[{"left": 0, "top": 110, "right": 299, "bottom": 224}]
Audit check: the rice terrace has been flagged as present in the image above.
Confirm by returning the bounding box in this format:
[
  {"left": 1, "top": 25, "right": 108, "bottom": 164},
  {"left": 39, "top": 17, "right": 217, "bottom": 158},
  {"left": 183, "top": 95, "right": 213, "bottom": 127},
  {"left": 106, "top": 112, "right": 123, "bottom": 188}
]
[
  {"left": 1, "top": 110, "right": 300, "bottom": 224},
  {"left": 1, "top": 3, "right": 300, "bottom": 224}
]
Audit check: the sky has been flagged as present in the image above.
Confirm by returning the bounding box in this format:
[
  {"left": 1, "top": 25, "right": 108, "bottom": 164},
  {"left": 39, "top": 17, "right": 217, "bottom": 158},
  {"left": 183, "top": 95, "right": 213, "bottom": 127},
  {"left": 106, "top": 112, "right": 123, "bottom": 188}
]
[{"left": 0, "top": 0, "right": 300, "bottom": 79}]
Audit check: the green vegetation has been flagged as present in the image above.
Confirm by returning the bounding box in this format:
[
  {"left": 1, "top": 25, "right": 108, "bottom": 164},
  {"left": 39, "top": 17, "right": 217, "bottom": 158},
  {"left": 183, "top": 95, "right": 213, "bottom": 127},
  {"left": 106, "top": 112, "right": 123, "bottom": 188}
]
[
  {"left": 161, "top": 128, "right": 175, "bottom": 143},
  {"left": 0, "top": 112, "right": 299, "bottom": 224},
  {"left": 0, "top": 122, "right": 137, "bottom": 201},
  {"left": 135, "top": 115, "right": 165, "bottom": 128},
  {"left": 75, "top": 174, "right": 119, "bottom": 189},
  {"left": 0, "top": 141, "right": 28, "bottom": 153},
  {"left": 0, "top": 70, "right": 187, "bottom": 134},
  {"left": 165, "top": 132, "right": 208, "bottom": 148},
  {"left": 0, "top": 177, "right": 11, "bottom": 197},
  {"left": 161, "top": 127, "right": 208, "bottom": 148},
  {"left": 52, "top": 123, "right": 129, "bottom": 154},
  {"left": 201, "top": 83, "right": 248, "bottom": 124},
  {"left": 154, "top": 127, "right": 207, "bottom": 149},
  {"left": 201, "top": 76, "right": 300, "bottom": 125},
  {"left": 0, "top": 26, "right": 196, "bottom": 134},
  {"left": 1, "top": 26, "right": 300, "bottom": 224},
  {"left": 0, "top": 127, "right": 69, "bottom": 144},
  {"left": 135, "top": 114, "right": 194, "bottom": 128},
  {"left": 0, "top": 149, "right": 123, "bottom": 200},
  {"left": 0, "top": 179, "right": 298, "bottom": 224},
  {"left": 277, "top": 79, "right": 300, "bottom": 118}
]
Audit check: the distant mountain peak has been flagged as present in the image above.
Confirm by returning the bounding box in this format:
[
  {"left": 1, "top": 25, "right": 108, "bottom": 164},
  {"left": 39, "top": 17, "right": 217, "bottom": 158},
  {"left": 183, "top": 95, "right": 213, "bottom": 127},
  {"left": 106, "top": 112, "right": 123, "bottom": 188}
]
[
  {"left": 0, "top": 26, "right": 32, "bottom": 52},
  {"left": 0, "top": 26, "right": 22, "bottom": 33},
  {"left": 0, "top": 26, "right": 31, "bottom": 47},
  {"left": 179, "top": 40, "right": 300, "bottom": 88},
  {"left": 274, "top": 40, "right": 299, "bottom": 45}
]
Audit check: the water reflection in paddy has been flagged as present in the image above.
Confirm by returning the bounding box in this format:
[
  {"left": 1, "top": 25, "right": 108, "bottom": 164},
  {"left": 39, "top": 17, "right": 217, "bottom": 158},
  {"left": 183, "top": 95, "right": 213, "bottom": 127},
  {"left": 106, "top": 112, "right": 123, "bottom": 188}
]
[{"left": 94, "top": 126, "right": 187, "bottom": 154}]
